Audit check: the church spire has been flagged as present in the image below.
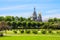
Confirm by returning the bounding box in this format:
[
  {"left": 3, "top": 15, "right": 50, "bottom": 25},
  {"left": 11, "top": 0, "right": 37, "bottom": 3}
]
[
  {"left": 34, "top": 7, "right": 35, "bottom": 11},
  {"left": 33, "top": 7, "right": 36, "bottom": 14},
  {"left": 32, "top": 7, "right": 37, "bottom": 21},
  {"left": 38, "top": 12, "right": 42, "bottom": 22}
]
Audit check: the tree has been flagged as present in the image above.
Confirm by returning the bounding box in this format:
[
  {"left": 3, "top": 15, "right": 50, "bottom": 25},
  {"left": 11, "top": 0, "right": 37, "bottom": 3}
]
[
  {"left": 0, "top": 16, "right": 5, "bottom": 21},
  {"left": 17, "top": 21, "right": 22, "bottom": 28},
  {"left": 27, "top": 22, "right": 32, "bottom": 28},
  {"left": 0, "top": 21, "right": 9, "bottom": 33},
  {"left": 19, "top": 17, "right": 24, "bottom": 22},
  {"left": 22, "top": 21, "right": 26, "bottom": 29},
  {"left": 54, "top": 18, "right": 58, "bottom": 22},
  {"left": 6, "top": 21, "right": 12, "bottom": 29},
  {"left": 31, "top": 21, "right": 37, "bottom": 28},
  {"left": 15, "top": 16, "right": 20, "bottom": 21},
  {"left": 11, "top": 16, "right": 15, "bottom": 21},
  {"left": 27, "top": 18, "right": 31, "bottom": 21},
  {"left": 43, "top": 22, "right": 49, "bottom": 29},
  {"left": 48, "top": 18, "right": 54, "bottom": 22},
  {"left": 5, "top": 16, "right": 12, "bottom": 21},
  {"left": 0, "top": 21, "right": 7, "bottom": 30},
  {"left": 36, "top": 22, "right": 40, "bottom": 28},
  {"left": 11, "top": 21, "right": 17, "bottom": 29}
]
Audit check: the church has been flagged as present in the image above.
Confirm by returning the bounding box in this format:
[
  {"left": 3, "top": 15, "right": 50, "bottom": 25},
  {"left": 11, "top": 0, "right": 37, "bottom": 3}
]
[{"left": 30, "top": 8, "right": 42, "bottom": 22}]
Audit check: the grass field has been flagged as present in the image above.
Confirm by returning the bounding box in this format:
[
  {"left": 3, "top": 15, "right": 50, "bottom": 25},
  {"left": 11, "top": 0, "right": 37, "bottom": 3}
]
[
  {"left": 0, "top": 29, "right": 60, "bottom": 40},
  {"left": 0, "top": 34, "right": 60, "bottom": 40}
]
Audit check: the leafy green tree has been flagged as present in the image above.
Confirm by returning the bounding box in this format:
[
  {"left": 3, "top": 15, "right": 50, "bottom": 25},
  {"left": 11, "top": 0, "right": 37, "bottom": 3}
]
[
  {"left": 31, "top": 21, "right": 37, "bottom": 28},
  {"left": 7, "top": 21, "right": 11, "bottom": 26},
  {"left": 58, "top": 19, "right": 60, "bottom": 22},
  {"left": 36, "top": 22, "right": 40, "bottom": 28},
  {"left": 43, "top": 22, "right": 49, "bottom": 29},
  {"left": 22, "top": 21, "right": 26, "bottom": 29},
  {"left": 5, "top": 16, "right": 12, "bottom": 21},
  {"left": 54, "top": 18, "right": 58, "bottom": 22},
  {"left": 6, "top": 21, "right": 12, "bottom": 29},
  {"left": 11, "top": 21, "right": 17, "bottom": 29},
  {"left": 17, "top": 21, "right": 22, "bottom": 28},
  {"left": 19, "top": 17, "right": 24, "bottom": 22},
  {"left": 0, "top": 16, "right": 5, "bottom": 21},
  {"left": 27, "top": 18, "right": 31, "bottom": 21},
  {"left": 27, "top": 22, "right": 32, "bottom": 28},
  {"left": 48, "top": 18, "right": 54, "bottom": 22},
  {"left": 11, "top": 16, "right": 15, "bottom": 21},
  {"left": 15, "top": 16, "right": 20, "bottom": 21}
]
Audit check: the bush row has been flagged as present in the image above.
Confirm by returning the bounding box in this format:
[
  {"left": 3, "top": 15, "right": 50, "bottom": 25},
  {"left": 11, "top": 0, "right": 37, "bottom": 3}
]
[
  {"left": 13, "top": 30, "right": 38, "bottom": 34},
  {"left": 0, "top": 30, "right": 60, "bottom": 37},
  {"left": 13, "top": 30, "right": 58, "bottom": 34}
]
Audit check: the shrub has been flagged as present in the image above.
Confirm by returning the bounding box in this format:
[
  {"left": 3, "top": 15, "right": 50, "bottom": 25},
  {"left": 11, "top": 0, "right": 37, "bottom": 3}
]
[
  {"left": 32, "top": 31, "right": 38, "bottom": 34},
  {"left": 13, "top": 31, "right": 17, "bottom": 34},
  {"left": 57, "top": 31, "right": 60, "bottom": 34},
  {"left": 26, "top": 30, "right": 30, "bottom": 34},
  {"left": 41, "top": 30, "right": 46, "bottom": 34},
  {"left": 48, "top": 30, "right": 52, "bottom": 33},
  {"left": 0, "top": 33, "right": 3, "bottom": 37},
  {"left": 21, "top": 30, "right": 24, "bottom": 34}
]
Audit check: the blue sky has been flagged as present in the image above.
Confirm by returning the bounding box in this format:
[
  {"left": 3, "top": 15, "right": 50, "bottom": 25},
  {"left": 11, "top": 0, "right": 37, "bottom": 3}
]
[{"left": 0, "top": 0, "right": 60, "bottom": 20}]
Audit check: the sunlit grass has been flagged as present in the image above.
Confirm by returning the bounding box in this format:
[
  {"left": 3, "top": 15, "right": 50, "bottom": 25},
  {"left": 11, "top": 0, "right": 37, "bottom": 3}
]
[
  {"left": 0, "top": 35, "right": 60, "bottom": 40},
  {"left": 0, "top": 29, "right": 60, "bottom": 40}
]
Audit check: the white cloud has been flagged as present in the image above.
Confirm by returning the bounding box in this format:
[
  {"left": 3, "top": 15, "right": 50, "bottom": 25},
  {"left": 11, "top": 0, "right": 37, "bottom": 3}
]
[
  {"left": 42, "top": 9, "right": 60, "bottom": 21},
  {"left": 0, "top": 12, "right": 33, "bottom": 18},
  {"left": 42, "top": 13, "right": 60, "bottom": 21},
  {"left": 0, "top": 5, "right": 29, "bottom": 10},
  {"left": 46, "top": 9, "right": 60, "bottom": 14}
]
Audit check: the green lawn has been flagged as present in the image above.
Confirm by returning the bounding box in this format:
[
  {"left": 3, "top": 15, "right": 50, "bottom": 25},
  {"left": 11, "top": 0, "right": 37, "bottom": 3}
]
[
  {"left": 0, "top": 29, "right": 60, "bottom": 40},
  {"left": 0, "top": 34, "right": 60, "bottom": 40}
]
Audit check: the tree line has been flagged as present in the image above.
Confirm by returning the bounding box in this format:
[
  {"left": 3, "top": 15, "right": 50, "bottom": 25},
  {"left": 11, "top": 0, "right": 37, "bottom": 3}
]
[{"left": 0, "top": 16, "right": 60, "bottom": 30}]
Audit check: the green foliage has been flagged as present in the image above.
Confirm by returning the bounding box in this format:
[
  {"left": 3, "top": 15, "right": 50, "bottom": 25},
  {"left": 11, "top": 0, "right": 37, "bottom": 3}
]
[
  {"left": 26, "top": 30, "right": 30, "bottom": 34},
  {"left": 7, "top": 21, "right": 11, "bottom": 26},
  {"left": 27, "top": 22, "right": 32, "bottom": 28},
  {"left": 48, "top": 18, "right": 54, "bottom": 22},
  {"left": 17, "top": 21, "right": 22, "bottom": 27},
  {"left": 48, "top": 18, "right": 60, "bottom": 22},
  {"left": 0, "top": 16, "right": 5, "bottom": 21},
  {"left": 0, "top": 33, "right": 3, "bottom": 37},
  {"left": 19, "top": 17, "right": 24, "bottom": 21},
  {"left": 21, "top": 30, "right": 24, "bottom": 34},
  {"left": 41, "top": 30, "right": 46, "bottom": 34},
  {"left": 32, "top": 31, "right": 38, "bottom": 34},
  {"left": 48, "top": 29, "right": 52, "bottom": 33},
  {"left": 31, "top": 22, "right": 37, "bottom": 28},
  {"left": 11, "top": 21, "right": 17, "bottom": 29},
  {"left": 5, "top": 16, "right": 12, "bottom": 21},
  {"left": 0, "top": 31, "right": 4, "bottom": 37},
  {"left": 13, "top": 30, "right": 17, "bottom": 34},
  {"left": 22, "top": 21, "right": 26, "bottom": 28},
  {"left": 57, "top": 31, "right": 60, "bottom": 34},
  {"left": 15, "top": 16, "right": 20, "bottom": 21},
  {"left": 0, "top": 16, "right": 60, "bottom": 29}
]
